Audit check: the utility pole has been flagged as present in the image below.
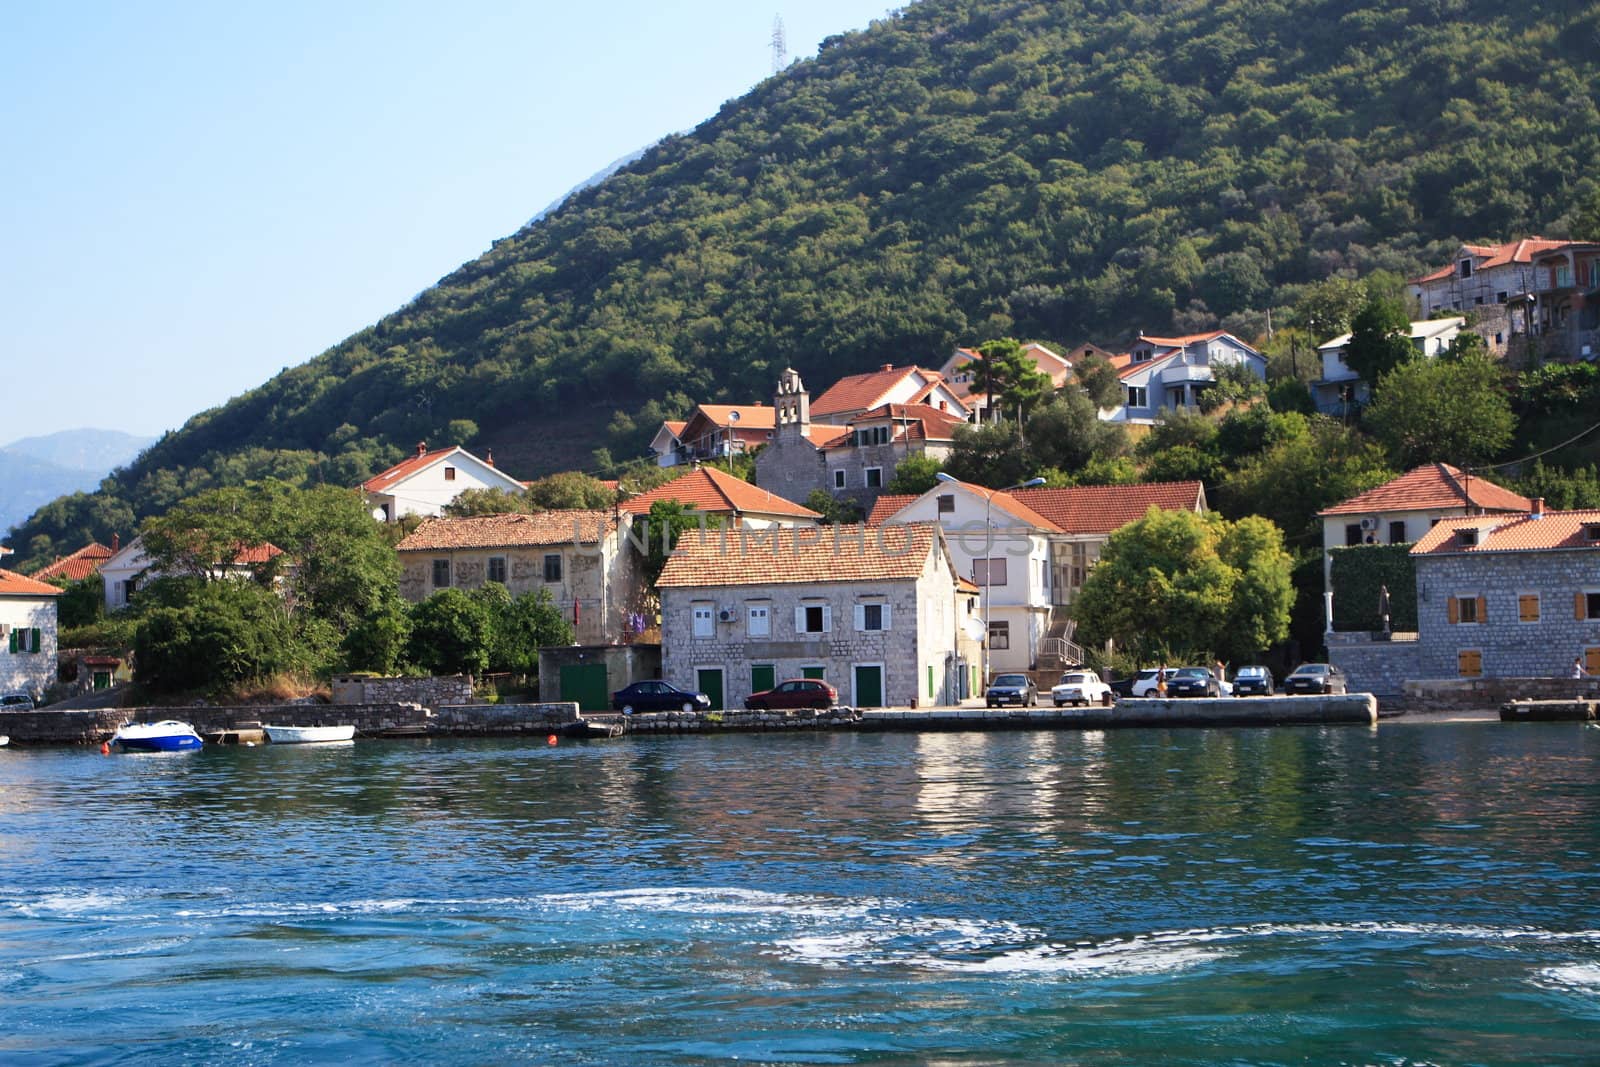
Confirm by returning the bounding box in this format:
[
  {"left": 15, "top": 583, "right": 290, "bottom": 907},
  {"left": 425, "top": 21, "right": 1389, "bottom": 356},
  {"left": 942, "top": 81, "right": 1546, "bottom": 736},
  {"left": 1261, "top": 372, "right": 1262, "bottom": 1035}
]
[{"left": 771, "top": 15, "right": 787, "bottom": 74}]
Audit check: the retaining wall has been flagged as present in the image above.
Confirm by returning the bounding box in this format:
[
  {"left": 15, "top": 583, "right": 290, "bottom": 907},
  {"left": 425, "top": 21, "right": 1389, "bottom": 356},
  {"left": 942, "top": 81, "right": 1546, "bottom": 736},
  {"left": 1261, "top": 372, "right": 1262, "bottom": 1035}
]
[
  {"left": 1404, "top": 676, "right": 1600, "bottom": 712},
  {"left": 858, "top": 694, "right": 1377, "bottom": 730}
]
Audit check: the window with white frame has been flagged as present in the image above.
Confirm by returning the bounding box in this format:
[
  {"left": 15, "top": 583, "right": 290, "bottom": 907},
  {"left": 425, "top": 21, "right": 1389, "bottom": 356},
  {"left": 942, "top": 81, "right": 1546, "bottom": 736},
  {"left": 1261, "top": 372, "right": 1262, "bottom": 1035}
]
[
  {"left": 972, "top": 558, "right": 1008, "bottom": 587},
  {"left": 864, "top": 467, "right": 882, "bottom": 488},
  {"left": 855, "top": 602, "right": 891, "bottom": 632},
  {"left": 1126, "top": 385, "right": 1148, "bottom": 408},
  {"left": 795, "top": 603, "right": 831, "bottom": 634},
  {"left": 692, "top": 603, "right": 715, "bottom": 638},
  {"left": 988, "top": 620, "right": 1010, "bottom": 649},
  {"left": 747, "top": 602, "right": 771, "bottom": 637}
]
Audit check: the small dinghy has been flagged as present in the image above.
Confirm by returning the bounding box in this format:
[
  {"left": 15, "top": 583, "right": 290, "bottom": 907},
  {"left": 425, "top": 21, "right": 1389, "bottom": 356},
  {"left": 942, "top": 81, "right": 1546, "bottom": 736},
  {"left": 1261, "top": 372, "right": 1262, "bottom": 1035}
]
[
  {"left": 111, "top": 720, "right": 203, "bottom": 752},
  {"left": 264, "top": 724, "right": 356, "bottom": 744}
]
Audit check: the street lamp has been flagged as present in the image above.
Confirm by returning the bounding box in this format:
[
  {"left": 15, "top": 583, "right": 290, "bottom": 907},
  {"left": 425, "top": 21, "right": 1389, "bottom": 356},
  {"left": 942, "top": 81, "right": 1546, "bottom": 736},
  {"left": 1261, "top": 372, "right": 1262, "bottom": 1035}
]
[{"left": 937, "top": 472, "right": 1045, "bottom": 691}]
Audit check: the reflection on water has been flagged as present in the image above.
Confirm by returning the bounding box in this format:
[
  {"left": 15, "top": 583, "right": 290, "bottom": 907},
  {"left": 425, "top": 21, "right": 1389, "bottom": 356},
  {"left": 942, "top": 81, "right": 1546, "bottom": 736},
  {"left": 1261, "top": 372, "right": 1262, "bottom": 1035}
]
[{"left": 3, "top": 723, "right": 1600, "bottom": 1062}]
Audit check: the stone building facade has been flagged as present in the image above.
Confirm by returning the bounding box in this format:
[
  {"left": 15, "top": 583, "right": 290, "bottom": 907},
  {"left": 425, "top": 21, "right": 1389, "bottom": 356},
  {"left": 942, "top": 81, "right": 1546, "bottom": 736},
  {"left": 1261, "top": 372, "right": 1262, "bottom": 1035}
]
[
  {"left": 1, "top": 568, "right": 60, "bottom": 702},
  {"left": 656, "top": 522, "right": 966, "bottom": 709},
  {"left": 1411, "top": 508, "right": 1600, "bottom": 680},
  {"left": 395, "top": 511, "right": 645, "bottom": 646}
]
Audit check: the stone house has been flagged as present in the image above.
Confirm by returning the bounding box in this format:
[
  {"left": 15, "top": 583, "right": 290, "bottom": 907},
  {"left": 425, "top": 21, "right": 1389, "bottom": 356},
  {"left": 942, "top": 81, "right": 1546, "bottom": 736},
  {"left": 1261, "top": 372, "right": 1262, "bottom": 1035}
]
[
  {"left": 1312, "top": 317, "right": 1465, "bottom": 416},
  {"left": 1410, "top": 502, "right": 1600, "bottom": 679},
  {"left": 619, "top": 464, "right": 821, "bottom": 527},
  {"left": 1409, "top": 237, "right": 1571, "bottom": 356},
  {"left": 1316, "top": 464, "right": 1530, "bottom": 608},
  {"left": 1103, "top": 331, "right": 1266, "bottom": 422},
  {"left": 808, "top": 363, "right": 967, "bottom": 424},
  {"left": 362, "top": 442, "right": 529, "bottom": 522},
  {"left": 1527, "top": 241, "right": 1600, "bottom": 362},
  {"left": 1, "top": 567, "right": 61, "bottom": 702},
  {"left": 395, "top": 511, "right": 644, "bottom": 646},
  {"left": 869, "top": 479, "right": 1207, "bottom": 672},
  {"left": 655, "top": 522, "right": 968, "bottom": 709}
]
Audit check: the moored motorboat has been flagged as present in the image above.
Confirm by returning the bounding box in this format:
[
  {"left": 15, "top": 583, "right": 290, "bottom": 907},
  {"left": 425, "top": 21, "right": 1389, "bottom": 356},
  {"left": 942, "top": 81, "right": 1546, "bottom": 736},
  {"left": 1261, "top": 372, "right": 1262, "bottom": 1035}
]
[
  {"left": 264, "top": 723, "right": 356, "bottom": 744},
  {"left": 1, "top": 735, "right": 9, "bottom": 747},
  {"left": 111, "top": 720, "right": 203, "bottom": 752}
]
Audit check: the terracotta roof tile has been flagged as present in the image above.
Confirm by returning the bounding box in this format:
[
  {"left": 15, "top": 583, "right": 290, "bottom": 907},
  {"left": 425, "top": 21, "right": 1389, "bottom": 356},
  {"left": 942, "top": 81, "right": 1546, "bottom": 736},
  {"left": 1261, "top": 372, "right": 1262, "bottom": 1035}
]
[
  {"left": 1137, "top": 330, "right": 1228, "bottom": 347},
  {"left": 865, "top": 495, "right": 917, "bottom": 526},
  {"left": 811, "top": 365, "right": 945, "bottom": 419},
  {"left": 1412, "top": 507, "right": 1600, "bottom": 556},
  {"left": 0, "top": 567, "right": 64, "bottom": 597},
  {"left": 1412, "top": 238, "right": 1571, "bottom": 284},
  {"left": 231, "top": 543, "right": 286, "bottom": 565},
  {"left": 1318, "top": 464, "right": 1530, "bottom": 516},
  {"left": 362, "top": 446, "right": 467, "bottom": 493},
  {"left": 1010, "top": 482, "right": 1206, "bottom": 534},
  {"left": 397, "top": 511, "right": 616, "bottom": 551},
  {"left": 657, "top": 522, "right": 941, "bottom": 588},
  {"left": 620, "top": 467, "right": 820, "bottom": 519},
  {"left": 30, "top": 542, "right": 115, "bottom": 582}
]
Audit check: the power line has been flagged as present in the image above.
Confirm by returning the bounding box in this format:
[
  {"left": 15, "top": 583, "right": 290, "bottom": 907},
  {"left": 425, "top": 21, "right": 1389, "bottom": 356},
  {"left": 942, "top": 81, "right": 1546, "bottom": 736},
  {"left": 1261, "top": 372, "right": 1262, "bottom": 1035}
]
[{"left": 1466, "top": 416, "right": 1600, "bottom": 476}]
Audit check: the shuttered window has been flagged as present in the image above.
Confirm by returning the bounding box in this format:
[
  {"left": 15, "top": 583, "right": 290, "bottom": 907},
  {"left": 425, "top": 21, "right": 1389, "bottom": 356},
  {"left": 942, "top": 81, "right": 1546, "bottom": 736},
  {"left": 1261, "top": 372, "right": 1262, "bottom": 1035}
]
[
  {"left": 1457, "top": 649, "right": 1482, "bottom": 677},
  {"left": 1518, "top": 594, "right": 1540, "bottom": 622}
]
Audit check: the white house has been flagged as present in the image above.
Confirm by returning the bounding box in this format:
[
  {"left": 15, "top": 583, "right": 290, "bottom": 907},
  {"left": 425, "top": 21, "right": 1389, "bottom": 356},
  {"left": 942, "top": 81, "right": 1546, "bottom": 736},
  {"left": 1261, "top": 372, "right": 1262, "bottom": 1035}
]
[
  {"left": 656, "top": 522, "right": 970, "bottom": 709},
  {"left": 100, "top": 535, "right": 285, "bottom": 612},
  {"left": 2, "top": 568, "right": 61, "bottom": 702},
  {"left": 1103, "top": 331, "right": 1266, "bottom": 422},
  {"left": 361, "top": 442, "right": 528, "bottom": 522},
  {"left": 1312, "top": 317, "right": 1465, "bottom": 415},
  {"left": 809, "top": 364, "right": 968, "bottom": 424}
]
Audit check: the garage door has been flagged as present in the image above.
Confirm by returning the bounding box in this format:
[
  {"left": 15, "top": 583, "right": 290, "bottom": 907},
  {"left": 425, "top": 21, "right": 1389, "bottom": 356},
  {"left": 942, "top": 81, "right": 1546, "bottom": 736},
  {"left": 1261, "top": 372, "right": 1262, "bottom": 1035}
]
[{"left": 559, "top": 663, "right": 609, "bottom": 711}]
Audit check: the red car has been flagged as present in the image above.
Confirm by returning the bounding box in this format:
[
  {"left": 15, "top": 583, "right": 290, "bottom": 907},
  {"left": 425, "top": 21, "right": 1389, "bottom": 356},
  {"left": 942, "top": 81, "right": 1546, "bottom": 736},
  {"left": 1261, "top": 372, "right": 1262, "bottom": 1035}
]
[{"left": 745, "top": 678, "right": 838, "bottom": 710}]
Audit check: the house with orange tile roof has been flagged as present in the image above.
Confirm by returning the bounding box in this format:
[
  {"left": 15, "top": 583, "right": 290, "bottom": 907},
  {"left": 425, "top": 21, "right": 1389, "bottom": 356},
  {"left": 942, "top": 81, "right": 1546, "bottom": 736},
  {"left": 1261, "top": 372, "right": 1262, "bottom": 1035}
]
[
  {"left": 1312, "top": 317, "right": 1466, "bottom": 416},
  {"left": 1525, "top": 241, "right": 1600, "bottom": 362},
  {"left": 395, "top": 510, "right": 643, "bottom": 645},
  {"left": 99, "top": 535, "right": 286, "bottom": 613},
  {"left": 648, "top": 402, "right": 848, "bottom": 468},
  {"left": 30, "top": 540, "right": 118, "bottom": 584},
  {"left": 755, "top": 368, "right": 972, "bottom": 508},
  {"left": 871, "top": 479, "right": 1209, "bottom": 673},
  {"left": 1102, "top": 331, "right": 1265, "bottom": 422},
  {"left": 656, "top": 522, "right": 976, "bottom": 708},
  {"left": 809, "top": 363, "right": 968, "bottom": 424},
  {"left": 2, "top": 566, "right": 62, "bottom": 702},
  {"left": 619, "top": 465, "right": 820, "bottom": 527},
  {"left": 938, "top": 343, "right": 1076, "bottom": 410},
  {"left": 361, "top": 442, "right": 528, "bottom": 522},
  {"left": 1316, "top": 464, "right": 1531, "bottom": 602},
  {"left": 1409, "top": 500, "right": 1600, "bottom": 680}
]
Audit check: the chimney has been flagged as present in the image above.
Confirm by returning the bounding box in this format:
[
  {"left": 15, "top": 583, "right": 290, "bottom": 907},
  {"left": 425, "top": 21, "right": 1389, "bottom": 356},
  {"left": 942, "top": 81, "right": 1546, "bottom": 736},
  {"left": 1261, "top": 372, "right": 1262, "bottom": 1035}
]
[
  {"left": 1531, "top": 497, "right": 1544, "bottom": 519},
  {"left": 112, "top": 533, "right": 120, "bottom": 552},
  {"left": 880, "top": 363, "right": 893, "bottom": 372},
  {"left": 485, "top": 449, "right": 494, "bottom": 467},
  {"left": 416, "top": 441, "right": 428, "bottom": 456}
]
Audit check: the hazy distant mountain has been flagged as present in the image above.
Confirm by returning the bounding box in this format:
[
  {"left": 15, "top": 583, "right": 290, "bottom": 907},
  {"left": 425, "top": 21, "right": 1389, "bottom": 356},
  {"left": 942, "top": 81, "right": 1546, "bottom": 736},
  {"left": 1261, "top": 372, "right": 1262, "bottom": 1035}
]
[{"left": 1, "top": 430, "right": 154, "bottom": 541}]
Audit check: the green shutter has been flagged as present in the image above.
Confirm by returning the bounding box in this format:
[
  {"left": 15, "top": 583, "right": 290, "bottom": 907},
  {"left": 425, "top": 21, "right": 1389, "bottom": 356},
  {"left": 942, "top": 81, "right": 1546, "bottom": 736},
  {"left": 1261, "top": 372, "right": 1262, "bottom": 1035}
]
[{"left": 31, "top": 628, "right": 41, "bottom": 653}]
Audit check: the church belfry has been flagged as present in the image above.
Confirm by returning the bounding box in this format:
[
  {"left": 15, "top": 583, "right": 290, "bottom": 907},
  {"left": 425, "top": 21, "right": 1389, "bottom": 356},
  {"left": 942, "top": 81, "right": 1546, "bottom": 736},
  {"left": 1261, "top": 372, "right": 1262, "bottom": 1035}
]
[{"left": 774, "top": 367, "right": 810, "bottom": 430}]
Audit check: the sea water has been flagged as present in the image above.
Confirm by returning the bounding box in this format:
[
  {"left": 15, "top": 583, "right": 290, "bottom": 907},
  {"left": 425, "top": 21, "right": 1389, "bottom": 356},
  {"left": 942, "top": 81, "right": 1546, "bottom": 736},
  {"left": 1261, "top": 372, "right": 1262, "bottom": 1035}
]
[{"left": 3, "top": 723, "right": 1599, "bottom": 1064}]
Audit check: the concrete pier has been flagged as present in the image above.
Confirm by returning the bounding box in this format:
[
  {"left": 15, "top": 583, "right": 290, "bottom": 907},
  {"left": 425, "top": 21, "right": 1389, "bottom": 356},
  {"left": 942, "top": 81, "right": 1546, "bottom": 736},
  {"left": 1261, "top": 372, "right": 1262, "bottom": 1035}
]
[{"left": 859, "top": 694, "right": 1378, "bottom": 730}]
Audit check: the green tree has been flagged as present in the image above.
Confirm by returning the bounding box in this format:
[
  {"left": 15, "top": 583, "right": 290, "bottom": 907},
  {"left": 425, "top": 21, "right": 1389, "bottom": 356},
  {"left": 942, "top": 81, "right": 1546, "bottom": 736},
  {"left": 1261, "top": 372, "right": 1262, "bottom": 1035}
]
[
  {"left": 1072, "top": 508, "right": 1293, "bottom": 663},
  {"left": 1366, "top": 354, "right": 1514, "bottom": 468},
  {"left": 407, "top": 588, "right": 496, "bottom": 676},
  {"left": 640, "top": 499, "right": 723, "bottom": 590},
  {"left": 1027, "top": 391, "right": 1129, "bottom": 472},
  {"left": 1513, "top": 461, "right": 1600, "bottom": 510},
  {"left": 883, "top": 454, "right": 944, "bottom": 495},
  {"left": 524, "top": 471, "right": 617, "bottom": 511},
  {"left": 974, "top": 338, "right": 1052, "bottom": 426},
  {"left": 443, "top": 488, "right": 535, "bottom": 517},
  {"left": 51, "top": 576, "right": 104, "bottom": 631},
  {"left": 1073, "top": 353, "right": 1124, "bottom": 410},
  {"left": 1343, "top": 296, "right": 1416, "bottom": 384},
  {"left": 1220, "top": 418, "right": 1395, "bottom": 546},
  {"left": 134, "top": 579, "right": 334, "bottom": 694},
  {"left": 943, "top": 421, "right": 1033, "bottom": 487},
  {"left": 1293, "top": 276, "right": 1368, "bottom": 340},
  {"left": 804, "top": 490, "right": 864, "bottom": 524}
]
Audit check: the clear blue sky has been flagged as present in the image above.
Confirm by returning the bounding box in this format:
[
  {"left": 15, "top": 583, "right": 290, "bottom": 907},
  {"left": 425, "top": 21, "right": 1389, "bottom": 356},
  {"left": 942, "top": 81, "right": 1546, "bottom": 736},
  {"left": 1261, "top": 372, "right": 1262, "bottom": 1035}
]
[{"left": 1, "top": 0, "right": 898, "bottom": 442}]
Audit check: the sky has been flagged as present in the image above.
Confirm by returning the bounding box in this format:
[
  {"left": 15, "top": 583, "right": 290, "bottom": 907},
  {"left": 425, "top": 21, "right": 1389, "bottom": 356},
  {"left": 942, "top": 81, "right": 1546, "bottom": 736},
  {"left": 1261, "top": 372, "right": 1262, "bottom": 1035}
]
[{"left": 1, "top": 0, "right": 899, "bottom": 443}]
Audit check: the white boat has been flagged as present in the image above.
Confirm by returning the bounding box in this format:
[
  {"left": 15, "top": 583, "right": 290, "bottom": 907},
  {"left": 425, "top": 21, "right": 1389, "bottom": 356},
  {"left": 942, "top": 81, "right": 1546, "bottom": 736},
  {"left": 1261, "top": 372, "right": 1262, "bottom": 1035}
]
[
  {"left": 264, "top": 723, "right": 356, "bottom": 744},
  {"left": 1, "top": 735, "right": 9, "bottom": 747},
  {"left": 111, "top": 720, "right": 203, "bottom": 752}
]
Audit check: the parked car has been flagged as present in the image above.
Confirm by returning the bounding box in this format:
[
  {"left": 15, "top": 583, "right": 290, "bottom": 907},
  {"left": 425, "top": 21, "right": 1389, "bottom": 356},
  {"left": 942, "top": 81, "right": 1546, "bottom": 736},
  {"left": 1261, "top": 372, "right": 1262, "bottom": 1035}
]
[
  {"left": 1, "top": 693, "right": 34, "bottom": 712},
  {"left": 1129, "top": 668, "right": 1179, "bottom": 697},
  {"left": 1167, "top": 666, "right": 1224, "bottom": 698},
  {"left": 1107, "top": 674, "right": 1138, "bottom": 698},
  {"left": 746, "top": 678, "right": 837, "bottom": 710},
  {"left": 611, "top": 681, "right": 711, "bottom": 714},
  {"left": 1233, "top": 665, "right": 1275, "bottom": 696},
  {"left": 985, "top": 673, "right": 1038, "bottom": 707},
  {"left": 1051, "top": 670, "right": 1114, "bottom": 707},
  {"left": 1283, "top": 663, "right": 1348, "bottom": 694}
]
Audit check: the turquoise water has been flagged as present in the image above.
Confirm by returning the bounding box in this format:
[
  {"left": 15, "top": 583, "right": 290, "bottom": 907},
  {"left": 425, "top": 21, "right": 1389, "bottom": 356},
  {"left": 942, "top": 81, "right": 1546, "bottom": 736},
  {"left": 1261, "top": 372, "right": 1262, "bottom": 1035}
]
[{"left": 3, "top": 724, "right": 1600, "bottom": 1065}]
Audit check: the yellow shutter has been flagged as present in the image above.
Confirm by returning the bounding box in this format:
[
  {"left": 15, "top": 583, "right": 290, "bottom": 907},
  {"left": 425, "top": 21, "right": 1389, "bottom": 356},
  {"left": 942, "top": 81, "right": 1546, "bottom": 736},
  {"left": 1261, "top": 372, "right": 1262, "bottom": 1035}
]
[
  {"left": 1476, "top": 595, "right": 1487, "bottom": 623},
  {"left": 1457, "top": 649, "right": 1482, "bottom": 677},
  {"left": 1587, "top": 648, "right": 1600, "bottom": 674},
  {"left": 1519, "top": 594, "right": 1540, "bottom": 622},
  {"left": 1579, "top": 592, "right": 1588, "bottom": 620},
  {"left": 1447, "top": 598, "right": 1459, "bottom": 624}
]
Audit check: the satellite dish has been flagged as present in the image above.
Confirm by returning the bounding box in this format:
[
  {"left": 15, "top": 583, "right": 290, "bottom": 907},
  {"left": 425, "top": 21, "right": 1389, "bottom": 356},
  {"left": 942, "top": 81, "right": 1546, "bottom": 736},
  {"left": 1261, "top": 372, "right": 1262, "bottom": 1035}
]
[{"left": 371, "top": 507, "right": 388, "bottom": 521}]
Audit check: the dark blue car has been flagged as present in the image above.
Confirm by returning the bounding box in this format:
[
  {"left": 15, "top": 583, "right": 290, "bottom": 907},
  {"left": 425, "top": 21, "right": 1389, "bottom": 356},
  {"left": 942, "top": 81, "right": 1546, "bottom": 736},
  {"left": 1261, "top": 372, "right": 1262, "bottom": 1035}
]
[{"left": 611, "top": 681, "right": 711, "bottom": 714}]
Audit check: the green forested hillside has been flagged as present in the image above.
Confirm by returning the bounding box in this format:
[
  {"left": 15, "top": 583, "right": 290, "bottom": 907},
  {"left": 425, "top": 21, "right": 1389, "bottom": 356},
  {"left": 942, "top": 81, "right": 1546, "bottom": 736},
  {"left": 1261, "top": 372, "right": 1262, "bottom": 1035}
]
[{"left": 10, "top": 0, "right": 1600, "bottom": 568}]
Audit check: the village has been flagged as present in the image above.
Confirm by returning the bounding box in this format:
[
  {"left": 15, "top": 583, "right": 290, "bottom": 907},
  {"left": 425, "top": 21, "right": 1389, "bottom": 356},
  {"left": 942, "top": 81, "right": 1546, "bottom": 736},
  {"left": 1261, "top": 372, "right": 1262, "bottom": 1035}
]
[{"left": 4, "top": 236, "right": 1600, "bottom": 727}]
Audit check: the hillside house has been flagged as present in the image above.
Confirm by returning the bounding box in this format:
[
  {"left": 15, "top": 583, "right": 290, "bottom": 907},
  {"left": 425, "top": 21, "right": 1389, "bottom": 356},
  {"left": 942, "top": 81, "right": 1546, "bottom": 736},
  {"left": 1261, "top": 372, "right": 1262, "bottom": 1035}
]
[
  {"left": 1312, "top": 317, "right": 1465, "bottom": 416},
  {"left": 656, "top": 522, "right": 972, "bottom": 709},
  {"left": 100, "top": 535, "right": 286, "bottom": 612},
  {"left": 1102, "top": 331, "right": 1266, "bottom": 422},
  {"left": 362, "top": 443, "right": 528, "bottom": 522},
  {"left": 620, "top": 465, "right": 821, "bottom": 528},
  {"left": 1409, "top": 237, "right": 1573, "bottom": 357},
  {"left": 809, "top": 364, "right": 967, "bottom": 424},
  {"left": 30, "top": 540, "right": 118, "bottom": 584},
  {"left": 1410, "top": 503, "right": 1600, "bottom": 680},
  {"left": 1527, "top": 241, "right": 1600, "bottom": 362},
  {"left": 394, "top": 510, "right": 643, "bottom": 646},
  {"left": 1, "top": 568, "right": 61, "bottom": 702}
]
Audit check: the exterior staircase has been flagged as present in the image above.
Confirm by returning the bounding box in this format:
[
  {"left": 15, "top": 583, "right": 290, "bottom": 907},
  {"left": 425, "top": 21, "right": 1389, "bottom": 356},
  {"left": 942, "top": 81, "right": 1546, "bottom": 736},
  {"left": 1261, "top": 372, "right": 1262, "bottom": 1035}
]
[{"left": 1032, "top": 612, "right": 1086, "bottom": 685}]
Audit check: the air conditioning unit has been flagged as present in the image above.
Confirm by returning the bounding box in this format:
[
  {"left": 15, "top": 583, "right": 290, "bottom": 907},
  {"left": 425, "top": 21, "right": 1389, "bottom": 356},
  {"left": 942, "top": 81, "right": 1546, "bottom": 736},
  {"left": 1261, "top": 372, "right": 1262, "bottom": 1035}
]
[
  {"left": 1360, "top": 517, "right": 1379, "bottom": 532},
  {"left": 717, "top": 609, "right": 736, "bottom": 623}
]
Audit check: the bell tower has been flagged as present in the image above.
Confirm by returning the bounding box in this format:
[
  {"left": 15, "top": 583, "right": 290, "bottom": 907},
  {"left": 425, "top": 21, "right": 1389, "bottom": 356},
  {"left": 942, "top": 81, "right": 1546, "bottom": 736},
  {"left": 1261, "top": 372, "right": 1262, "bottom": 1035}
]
[{"left": 774, "top": 367, "right": 810, "bottom": 436}]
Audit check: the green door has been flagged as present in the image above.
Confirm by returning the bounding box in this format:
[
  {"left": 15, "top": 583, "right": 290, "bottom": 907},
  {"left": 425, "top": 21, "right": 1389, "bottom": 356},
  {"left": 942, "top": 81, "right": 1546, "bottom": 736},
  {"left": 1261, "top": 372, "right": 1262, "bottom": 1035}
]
[
  {"left": 854, "top": 665, "right": 884, "bottom": 708},
  {"left": 802, "top": 666, "right": 826, "bottom": 681},
  {"left": 697, "top": 668, "right": 724, "bottom": 710},
  {"left": 751, "top": 664, "right": 775, "bottom": 695},
  {"left": 559, "top": 663, "right": 609, "bottom": 712}
]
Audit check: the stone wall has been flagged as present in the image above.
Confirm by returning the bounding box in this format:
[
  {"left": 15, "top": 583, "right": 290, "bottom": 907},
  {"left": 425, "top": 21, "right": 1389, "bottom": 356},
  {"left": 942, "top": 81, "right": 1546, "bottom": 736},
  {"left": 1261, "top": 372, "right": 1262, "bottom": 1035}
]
[
  {"left": 331, "top": 674, "right": 473, "bottom": 706},
  {"left": 537, "top": 644, "right": 662, "bottom": 705},
  {"left": 621, "top": 707, "right": 861, "bottom": 733},
  {"left": 755, "top": 427, "right": 828, "bottom": 507},
  {"left": 1326, "top": 631, "right": 1420, "bottom": 699},
  {"left": 1414, "top": 550, "right": 1600, "bottom": 680},
  {"left": 1405, "top": 676, "right": 1600, "bottom": 712}
]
